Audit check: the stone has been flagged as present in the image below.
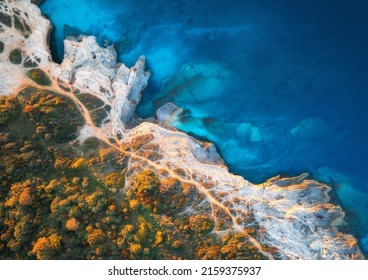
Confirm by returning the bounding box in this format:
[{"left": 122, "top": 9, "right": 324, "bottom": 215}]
[
  {"left": 236, "top": 122, "right": 263, "bottom": 142},
  {"left": 156, "top": 102, "right": 183, "bottom": 124}
]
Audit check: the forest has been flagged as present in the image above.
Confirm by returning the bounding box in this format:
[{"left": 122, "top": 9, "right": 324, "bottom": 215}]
[{"left": 0, "top": 86, "right": 267, "bottom": 259}]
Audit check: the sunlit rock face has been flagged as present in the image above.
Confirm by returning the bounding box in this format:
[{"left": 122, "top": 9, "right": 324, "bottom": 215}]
[
  {"left": 122, "top": 123, "right": 363, "bottom": 259},
  {"left": 0, "top": 0, "right": 364, "bottom": 259}
]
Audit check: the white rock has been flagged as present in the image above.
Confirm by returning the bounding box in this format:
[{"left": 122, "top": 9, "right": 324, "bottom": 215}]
[{"left": 156, "top": 102, "right": 182, "bottom": 124}]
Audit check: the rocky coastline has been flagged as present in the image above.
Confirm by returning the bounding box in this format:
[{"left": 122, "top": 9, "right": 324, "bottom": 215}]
[{"left": 0, "top": 0, "right": 364, "bottom": 259}]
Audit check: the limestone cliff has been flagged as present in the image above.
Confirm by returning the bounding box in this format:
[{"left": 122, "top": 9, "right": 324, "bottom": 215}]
[{"left": 0, "top": 0, "right": 363, "bottom": 259}]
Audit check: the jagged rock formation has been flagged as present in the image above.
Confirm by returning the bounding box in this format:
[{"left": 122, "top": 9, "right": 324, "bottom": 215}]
[
  {"left": 0, "top": 0, "right": 364, "bottom": 259},
  {"left": 52, "top": 35, "right": 150, "bottom": 137}
]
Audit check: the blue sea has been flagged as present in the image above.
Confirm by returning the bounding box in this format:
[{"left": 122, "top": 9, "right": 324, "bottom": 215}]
[{"left": 39, "top": 0, "right": 368, "bottom": 254}]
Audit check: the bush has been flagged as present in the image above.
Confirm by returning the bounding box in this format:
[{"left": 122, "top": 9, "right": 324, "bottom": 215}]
[
  {"left": 130, "top": 243, "right": 142, "bottom": 255},
  {"left": 71, "top": 158, "right": 87, "bottom": 170},
  {"left": 26, "top": 69, "right": 52, "bottom": 86},
  {"left": 30, "top": 234, "right": 61, "bottom": 260},
  {"left": 83, "top": 137, "right": 100, "bottom": 152},
  {"left": 87, "top": 229, "right": 105, "bottom": 247},
  {"left": 135, "top": 170, "right": 160, "bottom": 196},
  {"left": 0, "top": 11, "right": 12, "bottom": 28},
  {"left": 19, "top": 188, "right": 32, "bottom": 206},
  {"left": 90, "top": 107, "right": 108, "bottom": 127},
  {"left": 0, "top": 96, "right": 20, "bottom": 125},
  {"left": 129, "top": 199, "right": 139, "bottom": 210},
  {"left": 105, "top": 172, "right": 124, "bottom": 191},
  {"left": 188, "top": 214, "right": 215, "bottom": 234},
  {"left": 76, "top": 93, "right": 104, "bottom": 110},
  {"left": 66, "top": 218, "right": 80, "bottom": 231}
]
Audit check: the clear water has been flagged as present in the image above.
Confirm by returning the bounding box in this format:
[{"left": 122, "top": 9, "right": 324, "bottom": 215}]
[{"left": 40, "top": 0, "right": 368, "bottom": 254}]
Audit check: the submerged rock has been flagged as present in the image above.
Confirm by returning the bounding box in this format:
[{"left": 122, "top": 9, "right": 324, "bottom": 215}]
[
  {"left": 156, "top": 61, "right": 231, "bottom": 106},
  {"left": 156, "top": 102, "right": 183, "bottom": 124},
  {"left": 63, "top": 24, "right": 82, "bottom": 38},
  {"left": 291, "top": 117, "right": 329, "bottom": 139},
  {"left": 115, "top": 13, "right": 146, "bottom": 55},
  {"left": 236, "top": 122, "right": 263, "bottom": 142}
]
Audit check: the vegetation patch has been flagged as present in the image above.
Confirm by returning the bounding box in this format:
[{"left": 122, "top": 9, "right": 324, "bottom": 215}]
[
  {"left": 122, "top": 134, "right": 154, "bottom": 152},
  {"left": 58, "top": 83, "right": 71, "bottom": 92},
  {"left": 0, "top": 11, "right": 12, "bottom": 28},
  {"left": 0, "top": 41, "right": 4, "bottom": 53},
  {"left": 0, "top": 96, "right": 20, "bottom": 126},
  {"left": 90, "top": 107, "right": 108, "bottom": 127},
  {"left": 26, "top": 68, "right": 52, "bottom": 86},
  {"left": 76, "top": 93, "right": 104, "bottom": 110},
  {"left": 17, "top": 86, "right": 84, "bottom": 142},
  {"left": 13, "top": 14, "right": 31, "bottom": 37},
  {"left": 9, "top": 48, "right": 22, "bottom": 64},
  {"left": 14, "top": 15, "right": 24, "bottom": 32},
  {"left": 23, "top": 57, "right": 38, "bottom": 68}
]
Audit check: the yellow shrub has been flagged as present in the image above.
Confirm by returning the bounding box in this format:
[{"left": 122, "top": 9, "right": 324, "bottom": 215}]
[
  {"left": 71, "top": 158, "right": 87, "bottom": 169},
  {"left": 66, "top": 218, "right": 80, "bottom": 231},
  {"left": 19, "top": 188, "right": 32, "bottom": 206},
  {"left": 155, "top": 231, "right": 164, "bottom": 245},
  {"left": 130, "top": 243, "right": 142, "bottom": 255},
  {"left": 129, "top": 199, "right": 139, "bottom": 210}
]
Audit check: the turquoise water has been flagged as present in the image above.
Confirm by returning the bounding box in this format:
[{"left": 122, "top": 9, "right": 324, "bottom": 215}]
[{"left": 40, "top": 0, "right": 368, "bottom": 254}]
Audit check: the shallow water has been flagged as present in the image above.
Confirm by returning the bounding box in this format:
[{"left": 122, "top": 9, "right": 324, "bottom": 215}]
[{"left": 40, "top": 0, "right": 368, "bottom": 253}]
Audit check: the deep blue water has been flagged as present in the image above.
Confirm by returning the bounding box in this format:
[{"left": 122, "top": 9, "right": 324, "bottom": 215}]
[{"left": 40, "top": 0, "right": 368, "bottom": 253}]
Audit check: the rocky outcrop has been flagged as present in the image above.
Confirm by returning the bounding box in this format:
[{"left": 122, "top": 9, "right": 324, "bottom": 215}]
[
  {"left": 53, "top": 35, "right": 150, "bottom": 136},
  {"left": 0, "top": 0, "right": 364, "bottom": 259}
]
